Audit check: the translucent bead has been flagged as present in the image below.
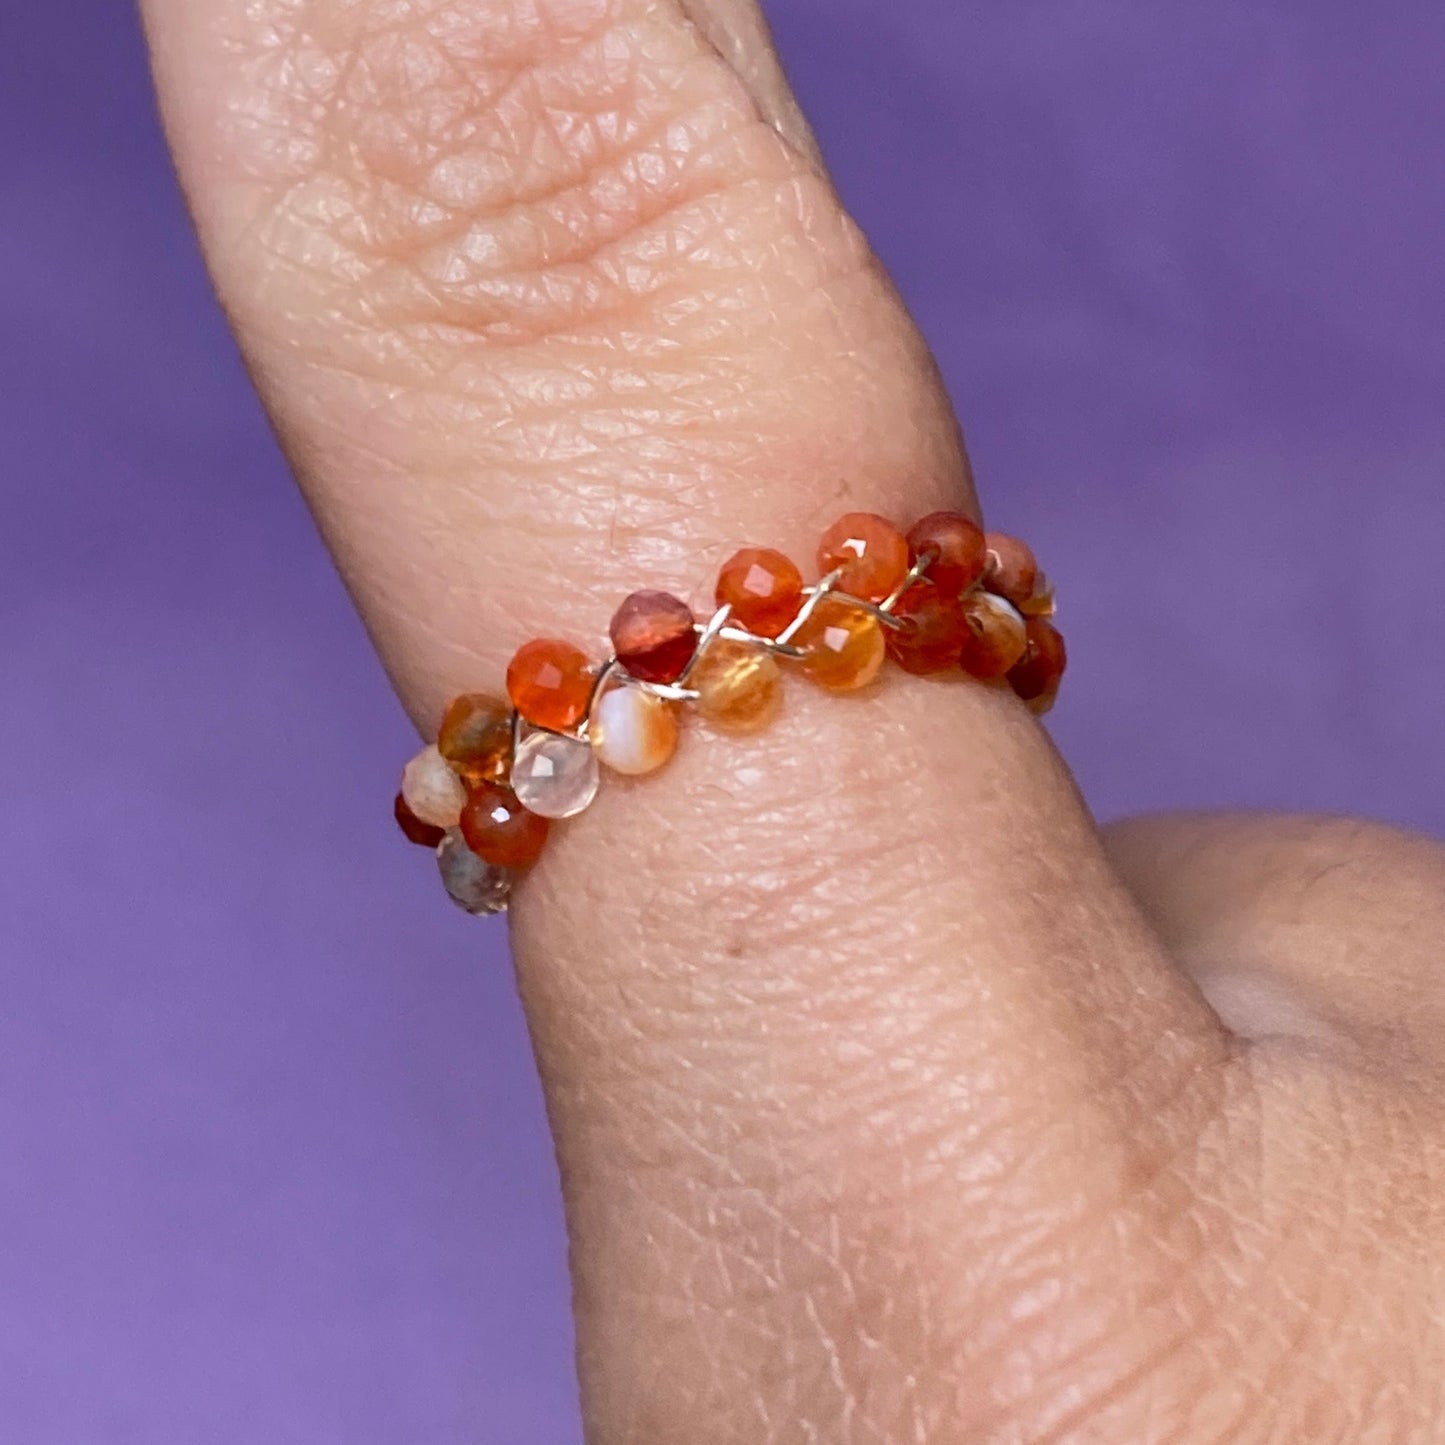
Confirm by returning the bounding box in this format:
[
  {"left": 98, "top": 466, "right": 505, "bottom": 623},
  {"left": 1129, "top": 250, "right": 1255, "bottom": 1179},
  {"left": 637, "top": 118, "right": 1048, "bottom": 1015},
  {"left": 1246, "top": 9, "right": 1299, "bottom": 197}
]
[
  {"left": 715, "top": 547, "right": 805, "bottom": 638},
  {"left": 1009, "top": 618, "right": 1068, "bottom": 707},
  {"left": 817, "top": 512, "right": 910, "bottom": 603},
  {"left": 884, "top": 583, "right": 967, "bottom": 675},
  {"left": 691, "top": 637, "right": 782, "bottom": 732},
  {"left": 906, "top": 511, "right": 986, "bottom": 597},
  {"left": 507, "top": 639, "right": 594, "bottom": 732},
  {"left": 401, "top": 744, "right": 467, "bottom": 828},
  {"left": 983, "top": 533, "right": 1039, "bottom": 607},
  {"left": 591, "top": 685, "right": 680, "bottom": 775},
  {"left": 437, "top": 692, "right": 512, "bottom": 783},
  {"left": 1019, "top": 571, "right": 1057, "bottom": 618},
  {"left": 394, "top": 792, "right": 445, "bottom": 848},
  {"left": 460, "top": 783, "right": 550, "bottom": 869},
  {"left": 511, "top": 729, "right": 601, "bottom": 819},
  {"left": 958, "top": 593, "right": 1028, "bottom": 679},
  {"left": 609, "top": 591, "right": 697, "bottom": 685},
  {"left": 794, "top": 599, "right": 886, "bottom": 691},
  {"left": 436, "top": 829, "right": 513, "bottom": 916}
]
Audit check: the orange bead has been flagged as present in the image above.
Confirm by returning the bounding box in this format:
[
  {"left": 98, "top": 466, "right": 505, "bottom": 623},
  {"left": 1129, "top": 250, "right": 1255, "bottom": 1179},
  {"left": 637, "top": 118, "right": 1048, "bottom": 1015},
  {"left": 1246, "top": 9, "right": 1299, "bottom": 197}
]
[
  {"left": 691, "top": 637, "right": 782, "bottom": 732},
  {"left": 715, "top": 547, "right": 805, "bottom": 638},
  {"left": 437, "top": 692, "right": 513, "bottom": 783},
  {"left": 609, "top": 590, "right": 697, "bottom": 684},
  {"left": 817, "top": 512, "right": 910, "bottom": 603},
  {"left": 795, "top": 599, "right": 886, "bottom": 691},
  {"left": 906, "top": 512, "right": 986, "bottom": 597},
  {"left": 460, "top": 783, "right": 550, "bottom": 870},
  {"left": 506, "top": 638, "right": 594, "bottom": 731},
  {"left": 958, "top": 592, "right": 1028, "bottom": 680},
  {"left": 885, "top": 584, "right": 968, "bottom": 675},
  {"left": 983, "top": 533, "right": 1039, "bottom": 607},
  {"left": 394, "top": 792, "right": 445, "bottom": 848},
  {"left": 1009, "top": 618, "right": 1068, "bottom": 704}
]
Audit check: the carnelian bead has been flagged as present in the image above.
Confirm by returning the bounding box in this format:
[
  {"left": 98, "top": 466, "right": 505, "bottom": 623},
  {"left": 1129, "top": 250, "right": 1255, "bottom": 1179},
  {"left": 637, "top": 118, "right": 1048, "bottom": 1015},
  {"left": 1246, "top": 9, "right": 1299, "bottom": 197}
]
[
  {"left": 906, "top": 512, "right": 986, "bottom": 597},
  {"left": 460, "top": 783, "right": 550, "bottom": 870},
  {"left": 394, "top": 792, "right": 445, "bottom": 848},
  {"left": 506, "top": 638, "right": 593, "bottom": 731},
  {"left": 437, "top": 692, "right": 512, "bottom": 784},
  {"left": 885, "top": 584, "right": 968, "bottom": 675},
  {"left": 983, "top": 533, "right": 1039, "bottom": 607},
  {"left": 958, "top": 593, "right": 1028, "bottom": 679},
  {"left": 795, "top": 599, "right": 886, "bottom": 691},
  {"left": 817, "top": 512, "right": 910, "bottom": 603},
  {"left": 609, "top": 591, "right": 696, "bottom": 684},
  {"left": 715, "top": 547, "right": 805, "bottom": 638},
  {"left": 1008, "top": 618, "right": 1068, "bottom": 704}
]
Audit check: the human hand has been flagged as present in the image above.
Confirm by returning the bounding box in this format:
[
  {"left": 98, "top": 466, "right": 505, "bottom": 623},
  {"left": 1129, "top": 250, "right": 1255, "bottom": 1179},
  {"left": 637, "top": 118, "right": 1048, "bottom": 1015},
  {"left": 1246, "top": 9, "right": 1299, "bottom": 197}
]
[{"left": 140, "top": 1, "right": 1445, "bottom": 1437}]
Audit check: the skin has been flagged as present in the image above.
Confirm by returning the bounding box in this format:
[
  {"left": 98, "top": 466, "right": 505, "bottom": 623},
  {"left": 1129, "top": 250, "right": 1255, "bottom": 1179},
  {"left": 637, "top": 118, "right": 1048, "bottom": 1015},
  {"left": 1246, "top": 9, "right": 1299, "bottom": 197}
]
[{"left": 139, "top": 2, "right": 1445, "bottom": 1439}]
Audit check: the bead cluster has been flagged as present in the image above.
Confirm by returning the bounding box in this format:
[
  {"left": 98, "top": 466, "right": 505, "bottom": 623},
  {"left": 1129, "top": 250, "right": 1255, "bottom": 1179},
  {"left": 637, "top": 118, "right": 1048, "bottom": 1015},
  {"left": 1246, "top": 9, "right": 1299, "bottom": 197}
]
[{"left": 395, "top": 513, "right": 1066, "bottom": 916}]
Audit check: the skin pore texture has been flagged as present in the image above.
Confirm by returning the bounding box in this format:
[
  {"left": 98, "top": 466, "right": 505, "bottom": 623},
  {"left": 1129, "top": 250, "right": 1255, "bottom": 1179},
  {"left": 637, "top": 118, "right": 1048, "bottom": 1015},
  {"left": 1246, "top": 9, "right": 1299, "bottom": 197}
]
[{"left": 139, "top": 1, "right": 1445, "bottom": 1440}]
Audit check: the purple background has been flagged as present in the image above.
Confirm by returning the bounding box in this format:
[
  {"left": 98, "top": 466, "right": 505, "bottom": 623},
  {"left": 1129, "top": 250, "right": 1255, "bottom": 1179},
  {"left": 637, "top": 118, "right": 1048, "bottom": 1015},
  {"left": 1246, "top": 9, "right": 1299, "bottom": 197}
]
[{"left": 3, "top": 0, "right": 1443, "bottom": 1439}]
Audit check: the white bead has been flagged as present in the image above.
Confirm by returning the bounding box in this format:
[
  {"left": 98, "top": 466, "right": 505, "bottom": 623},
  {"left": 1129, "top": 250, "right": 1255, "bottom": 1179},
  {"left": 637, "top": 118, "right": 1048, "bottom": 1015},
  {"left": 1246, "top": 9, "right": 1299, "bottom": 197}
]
[
  {"left": 401, "top": 745, "right": 466, "bottom": 828},
  {"left": 511, "top": 730, "right": 600, "bottom": 819},
  {"left": 591, "top": 686, "right": 679, "bottom": 776}
]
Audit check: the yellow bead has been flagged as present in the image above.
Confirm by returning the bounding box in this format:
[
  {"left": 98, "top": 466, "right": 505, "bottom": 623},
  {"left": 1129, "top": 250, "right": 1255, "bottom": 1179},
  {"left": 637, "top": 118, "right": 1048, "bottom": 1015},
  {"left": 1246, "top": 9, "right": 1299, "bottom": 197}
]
[
  {"left": 691, "top": 638, "right": 782, "bottom": 733},
  {"left": 794, "top": 600, "right": 886, "bottom": 692}
]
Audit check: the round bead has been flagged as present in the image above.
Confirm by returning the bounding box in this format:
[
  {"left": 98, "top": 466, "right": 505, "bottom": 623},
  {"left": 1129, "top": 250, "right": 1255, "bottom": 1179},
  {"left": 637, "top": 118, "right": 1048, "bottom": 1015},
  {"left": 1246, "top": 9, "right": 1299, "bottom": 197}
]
[
  {"left": 1019, "top": 571, "right": 1057, "bottom": 618},
  {"left": 401, "top": 744, "right": 467, "bottom": 829},
  {"left": 394, "top": 792, "right": 445, "bottom": 848},
  {"left": 906, "top": 511, "right": 986, "bottom": 597},
  {"left": 817, "top": 512, "right": 910, "bottom": 603},
  {"left": 795, "top": 599, "right": 886, "bottom": 691},
  {"left": 1009, "top": 618, "right": 1068, "bottom": 705},
  {"left": 591, "top": 685, "right": 680, "bottom": 776},
  {"left": 885, "top": 584, "right": 968, "bottom": 675},
  {"left": 507, "top": 638, "right": 594, "bottom": 731},
  {"left": 691, "top": 637, "right": 782, "bottom": 732},
  {"left": 460, "top": 783, "right": 550, "bottom": 870},
  {"left": 958, "top": 592, "right": 1028, "bottom": 679},
  {"left": 436, "top": 829, "right": 514, "bottom": 916},
  {"left": 714, "top": 547, "right": 805, "bottom": 638},
  {"left": 983, "top": 533, "right": 1039, "bottom": 607},
  {"left": 511, "top": 729, "right": 601, "bottom": 819},
  {"left": 609, "top": 591, "right": 697, "bottom": 685},
  {"left": 437, "top": 692, "right": 512, "bottom": 783}
]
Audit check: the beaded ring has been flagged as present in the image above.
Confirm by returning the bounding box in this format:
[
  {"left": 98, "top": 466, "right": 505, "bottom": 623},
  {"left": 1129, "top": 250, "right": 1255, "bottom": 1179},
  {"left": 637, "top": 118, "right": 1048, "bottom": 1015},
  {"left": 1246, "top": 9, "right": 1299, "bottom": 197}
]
[{"left": 394, "top": 511, "right": 1066, "bottom": 917}]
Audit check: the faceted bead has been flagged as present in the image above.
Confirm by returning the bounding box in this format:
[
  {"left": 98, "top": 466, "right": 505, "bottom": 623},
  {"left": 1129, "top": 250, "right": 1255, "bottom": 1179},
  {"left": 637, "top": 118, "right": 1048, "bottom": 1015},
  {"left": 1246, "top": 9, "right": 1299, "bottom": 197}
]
[
  {"left": 691, "top": 637, "right": 782, "bottom": 733},
  {"left": 394, "top": 792, "right": 445, "bottom": 848},
  {"left": 609, "top": 591, "right": 697, "bottom": 685},
  {"left": 437, "top": 692, "right": 512, "bottom": 784},
  {"left": 906, "top": 511, "right": 986, "bottom": 597},
  {"left": 958, "top": 592, "right": 1028, "bottom": 679},
  {"left": 506, "top": 638, "right": 594, "bottom": 732},
  {"left": 401, "top": 744, "right": 467, "bottom": 829},
  {"left": 983, "top": 533, "right": 1039, "bottom": 607},
  {"left": 795, "top": 599, "right": 886, "bottom": 691},
  {"left": 885, "top": 583, "right": 968, "bottom": 675},
  {"left": 436, "top": 829, "right": 514, "bottom": 916},
  {"left": 591, "top": 685, "right": 680, "bottom": 775},
  {"left": 460, "top": 783, "right": 550, "bottom": 870},
  {"left": 715, "top": 547, "right": 805, "bottom": 638},
  {"left": 817, "top": 512, "right": 910, "bottom": 603},
  {"left": 1009, "top": 618, "right": 1068, "bottom": 705},
  {"left": 1019, "top": 571, "right": 1057, "bottom": 618},
  {"left": 511, "top": 729, "right": 601, "bottom": 819}
]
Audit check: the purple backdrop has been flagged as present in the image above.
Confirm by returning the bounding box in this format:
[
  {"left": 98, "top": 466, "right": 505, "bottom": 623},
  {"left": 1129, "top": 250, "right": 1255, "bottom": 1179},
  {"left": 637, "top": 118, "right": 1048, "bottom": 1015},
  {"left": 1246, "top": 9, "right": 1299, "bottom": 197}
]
[{"left": 2, "top": 1, "right": 1442, "bottom": 1439}]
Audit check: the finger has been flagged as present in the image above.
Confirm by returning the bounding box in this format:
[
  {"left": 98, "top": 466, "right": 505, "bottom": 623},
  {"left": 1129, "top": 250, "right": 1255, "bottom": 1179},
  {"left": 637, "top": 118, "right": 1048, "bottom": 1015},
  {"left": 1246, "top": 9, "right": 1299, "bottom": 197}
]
[
  {"left": 141, "top": 1, "right": 1232, "bottom": 1436},
  {"left": 1107, "top": 812, "right": 1445, "bottom": 1069}
]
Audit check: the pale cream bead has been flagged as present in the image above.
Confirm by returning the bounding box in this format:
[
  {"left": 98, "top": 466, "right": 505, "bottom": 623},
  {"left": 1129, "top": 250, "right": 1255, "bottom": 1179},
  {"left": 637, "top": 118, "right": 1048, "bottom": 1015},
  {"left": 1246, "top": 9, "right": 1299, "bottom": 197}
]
[
  {"left": 591, "top": 685, "right": 679, "bottom": 776},
  {"left": 512, "top": 729, "right": 600, "bottom": 819},
  {"left": 401, "top": 745, "right": 466, "bottom": 828}
]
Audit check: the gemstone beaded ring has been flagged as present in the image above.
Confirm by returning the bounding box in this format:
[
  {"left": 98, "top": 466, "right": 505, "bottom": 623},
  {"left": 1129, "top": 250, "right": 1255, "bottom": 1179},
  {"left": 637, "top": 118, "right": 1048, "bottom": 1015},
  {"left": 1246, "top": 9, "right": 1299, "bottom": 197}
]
[{"left": 395, "top": 512, "right": 1067, "bottom": 917}]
